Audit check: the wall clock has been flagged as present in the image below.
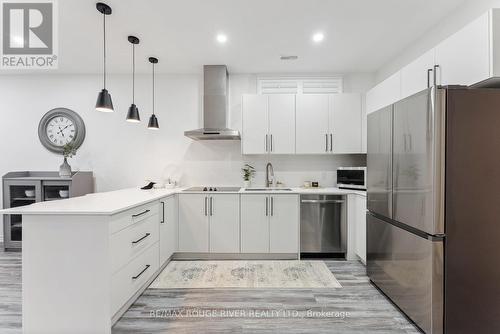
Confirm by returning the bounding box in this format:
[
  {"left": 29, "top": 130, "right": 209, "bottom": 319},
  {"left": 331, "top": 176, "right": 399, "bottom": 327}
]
[{"left": 38, "top": 108, "right": 86, "bottom": 154}]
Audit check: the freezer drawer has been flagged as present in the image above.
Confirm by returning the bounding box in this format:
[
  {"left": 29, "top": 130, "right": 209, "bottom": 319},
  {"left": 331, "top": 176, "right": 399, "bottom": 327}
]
[{"left": 367, "top": 213, "right": 443, "bottom": 334}]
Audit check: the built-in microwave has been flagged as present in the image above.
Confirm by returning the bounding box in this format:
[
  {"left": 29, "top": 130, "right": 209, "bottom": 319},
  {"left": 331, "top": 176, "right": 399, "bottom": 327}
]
[{"left": 337, "top": 167, "right": 366, "bottom": 190}]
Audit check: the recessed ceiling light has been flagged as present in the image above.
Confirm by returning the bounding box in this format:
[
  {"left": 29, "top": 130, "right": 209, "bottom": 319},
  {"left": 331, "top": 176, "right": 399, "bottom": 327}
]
[
  {"left": 216, "top": 33, "right": 228, "bottom": 44},
  {"left": 312, "top": 32, "right": 324, "bottom": 43}
]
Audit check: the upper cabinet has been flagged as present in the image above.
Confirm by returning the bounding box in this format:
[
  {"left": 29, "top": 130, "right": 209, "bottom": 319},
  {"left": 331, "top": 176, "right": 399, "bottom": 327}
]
[
  {"left": 366, "top": 71, "right": 401, "bottom": 115},
  {"left": 435, "top": 12, "right": 490, "bottom": 87},
  {"left": 243, "top": 93, "right": 364, "bottom": 155},
  {"left": 241, "top": 94, "right": 295, "bottom": 155},
  {"left": 330, "top": 93, "right": 363, "bottom": 154},
  {"left": 295, "top": 94, "right": 330, "bottom": 154},
  {"left": 368, "top": 9, "right": 500, "bottom": 115}
]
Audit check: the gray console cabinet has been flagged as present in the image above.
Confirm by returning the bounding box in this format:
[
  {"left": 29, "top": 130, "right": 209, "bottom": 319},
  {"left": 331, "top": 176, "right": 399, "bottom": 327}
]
[{"left": 2, "top": 171, "right": 94, "bottom": 250}]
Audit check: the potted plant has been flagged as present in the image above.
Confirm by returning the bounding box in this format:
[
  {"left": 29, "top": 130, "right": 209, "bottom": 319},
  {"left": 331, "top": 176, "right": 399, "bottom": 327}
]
[
  {"left": 59, "top": 142, "right": 77, "bottom": 178},
  {"left": 241, "top": 164, "right": 255, "bottom": 188}
]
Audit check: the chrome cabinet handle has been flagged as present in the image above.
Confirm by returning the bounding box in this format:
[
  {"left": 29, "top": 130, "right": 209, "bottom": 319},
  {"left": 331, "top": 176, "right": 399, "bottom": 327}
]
[
  {"left": 132, "top": 233, "right": 151, "bottom": 244},
  {"left": 265, "top": 134, "right": 268, "bottom": 152},
  {"left": 132, "top": 209, "right": 150, "bottom": 218},
  {"left": 270, "top": 196, "right": 274, "bottom": 216},
  {"left": 301, "top": 199, "right": 345, "bottom": 204},
  {"left": 204, "top": 197, "right": 208, "bottom": 216},
  {"left": 265, "top": 197, "right": 268, "bottom": 216},
  {"left": 427, "top": 68, "right": 433, "bottom": 88},
  {"left": 403, "top": 134, "right": 408, "bottom": 152},
  {"left": 270, "top": 134, "right": 273, "bottom": 152},
  {"left": 433, "top": 64, "right": 440, "bottom": 87},
  {"left": 132, "top": 264, "right": 150, "bottom": 280},
  {"left": 330, "top": 133, "right": 333, "bottom": 152},
  {"left": 210, "top": 197, "right": 213, "bottom": 216},
  {"left": 160, "top": 202, "right": 165, "bottom": 224},
  {"left": 325, "top": 134, "right": 328, "bottom": 152}
]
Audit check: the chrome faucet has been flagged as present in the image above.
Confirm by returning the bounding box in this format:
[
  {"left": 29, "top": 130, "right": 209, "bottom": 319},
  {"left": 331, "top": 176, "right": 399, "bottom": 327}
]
[{"left": 265, "top": 162, "right": 274, "bottom": 188}]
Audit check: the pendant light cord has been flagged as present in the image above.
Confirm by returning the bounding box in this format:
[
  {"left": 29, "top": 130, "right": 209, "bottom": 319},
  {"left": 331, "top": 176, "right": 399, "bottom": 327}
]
[
  {"left": 152, "top": 62, "right": 155, "bottom": 115},
  {"left": 103, "top": 12, "right": 106, "bottom": 89},
  {"left": 132, "top": 44, "right": 135, "bottom": 104}
]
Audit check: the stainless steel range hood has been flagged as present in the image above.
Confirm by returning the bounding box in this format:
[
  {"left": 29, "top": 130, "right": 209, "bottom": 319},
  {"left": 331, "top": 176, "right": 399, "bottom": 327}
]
[{"left": 184, "top": 65, "right": 240, "bottom": 140}]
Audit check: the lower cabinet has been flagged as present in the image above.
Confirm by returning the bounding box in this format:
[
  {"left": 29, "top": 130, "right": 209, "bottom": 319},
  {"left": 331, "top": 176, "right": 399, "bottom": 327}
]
[
  {"left": 352, "top": 194, "right": 367, "bottom": 264},
  {"left": 159, "top": 195, "right": 177, "bottom": 264},
  {"left": 241, "top": 194, "right": 299, "bottom": 253},
  {"left": 178, "top": 194, "right": 239, "bottom": 253}
]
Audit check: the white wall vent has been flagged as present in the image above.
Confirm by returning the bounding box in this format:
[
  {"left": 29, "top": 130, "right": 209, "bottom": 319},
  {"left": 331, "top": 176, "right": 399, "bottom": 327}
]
[{"left": 258, "top": 77, "right": 343, "bottom": 94}]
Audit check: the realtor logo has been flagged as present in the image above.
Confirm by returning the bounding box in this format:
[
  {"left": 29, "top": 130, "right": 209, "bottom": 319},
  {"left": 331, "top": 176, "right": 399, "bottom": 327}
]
[{"left": 1, "top": 0, "right": 58, "bottom": 69}]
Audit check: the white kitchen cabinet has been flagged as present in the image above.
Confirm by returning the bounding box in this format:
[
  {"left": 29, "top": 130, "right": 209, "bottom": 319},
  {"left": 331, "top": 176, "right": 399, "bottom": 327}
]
[
  {"left": 401, "top": 49, "right": 435, "bottom": 99},
  {"left": 159, "top": 195, "right": 177, "bottom": 265},
  {"left": 268, "top": 94, "right": 295, "bottom": 154},
  {"left": 242, "top": 95, "right": 268, "bottom": 154},
  {"left": 178, "top": 193, "right": 239, "bottom": 253},
  {"left": 366, "top": 71, "right": 401, "bottom": 115},
  {"left": 178, "top": 194, "right": 209, "bottom": 252},
  {"left": 296, "top": 94, "right": 330, "bottom": 154},
  {"left": 240, "top": 194, "right": 269, "bottom": 253},
  {"left": 209, "top": 194, "right": 240, "bottom": 253},
  {"left": 269, "top": 195, "right": 299, "bottom": 253},
  {"left": 241, "top": 194, "right": 299, "bottom": 254},
  {"left": 348, "top": 194, "right": 367, "bottom": 264},
  {"left": 435, "top": 12, "right": 490, "bottom": 87},
  {"left": 242, "top": 94, "right": 295, "bottom": 155},
  {"left": 330, "top": 93, "right": 362, "bottom": 153}
]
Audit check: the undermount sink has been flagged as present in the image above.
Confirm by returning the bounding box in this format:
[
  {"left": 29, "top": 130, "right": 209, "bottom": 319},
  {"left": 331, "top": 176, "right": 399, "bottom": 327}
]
[{"left": 244, "top": 188, "right": 293, "bottom": 191}]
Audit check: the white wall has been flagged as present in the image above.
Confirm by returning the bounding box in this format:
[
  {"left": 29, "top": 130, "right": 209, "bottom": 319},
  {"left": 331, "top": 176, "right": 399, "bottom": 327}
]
[
  {"left": 0, "top": 72, "right": 370, "bottom": 240},
  {"left": 376, "top": 0, "right": 500, "bottom": 83}
]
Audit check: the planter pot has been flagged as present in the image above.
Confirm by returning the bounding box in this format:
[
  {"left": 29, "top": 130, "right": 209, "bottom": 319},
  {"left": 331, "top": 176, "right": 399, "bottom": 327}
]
[
  {"left": 59, "top": 157, "right": 72, "bottom": 178},
  {"left": 243, "top": 180, "right": 251, "bottom": 188}
]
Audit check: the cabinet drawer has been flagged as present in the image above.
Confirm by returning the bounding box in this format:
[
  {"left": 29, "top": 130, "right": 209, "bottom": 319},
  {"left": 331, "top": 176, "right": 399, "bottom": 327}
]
[
  {"left": 110, "top": 202, "right": 159, "bottom": 234},
  {"left": 110, "top": 214, "right": 159, "bottom": 273},
  {"left": 111, "top": 242, "right": 159, "bottom": 315}
]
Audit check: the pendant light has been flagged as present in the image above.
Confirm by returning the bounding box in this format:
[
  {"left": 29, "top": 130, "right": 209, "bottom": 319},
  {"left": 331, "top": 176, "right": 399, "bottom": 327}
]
[
  {"left": 95, "top": 2, "right": 114, "bottom": 112},
  {"left": 126, "top": 36, "right": 140, "bottom": 122},
  {"left": 147, "top": 57, "right": 159, "bottom": 130}
]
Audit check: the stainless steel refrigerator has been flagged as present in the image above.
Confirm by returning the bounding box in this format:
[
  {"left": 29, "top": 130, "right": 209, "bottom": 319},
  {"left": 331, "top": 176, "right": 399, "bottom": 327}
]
[{"left": 367, "top": 86, "right": 500, "bottom": 334}]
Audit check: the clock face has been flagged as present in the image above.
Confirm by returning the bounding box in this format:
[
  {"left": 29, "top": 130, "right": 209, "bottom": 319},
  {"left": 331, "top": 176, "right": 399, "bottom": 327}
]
[
  {"left": 46, "top": 116, "right": 76, "bottom": 146},
  {"left": 38, "top": 108, "right": 86, "bottom": 154}
]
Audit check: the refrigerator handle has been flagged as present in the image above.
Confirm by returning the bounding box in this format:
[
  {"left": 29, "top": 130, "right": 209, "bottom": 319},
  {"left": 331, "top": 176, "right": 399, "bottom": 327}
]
[
  {"left": 427, "top": 68, "right": 433, "bottom": 88},
  {"left": 433, "top": 64, "right": 440, "bottom": 87}
]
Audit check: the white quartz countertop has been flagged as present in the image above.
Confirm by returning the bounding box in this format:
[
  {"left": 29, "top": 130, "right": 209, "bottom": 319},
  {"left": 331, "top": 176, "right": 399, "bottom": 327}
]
[{"left": 0, "top": 186, "right": 365, "bottom": 216}]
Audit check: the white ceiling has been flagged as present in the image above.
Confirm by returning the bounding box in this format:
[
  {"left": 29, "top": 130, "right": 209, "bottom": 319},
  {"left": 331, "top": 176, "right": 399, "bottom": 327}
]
[{"left": 10, "top": 0, "right": 467, "bottom": 74}]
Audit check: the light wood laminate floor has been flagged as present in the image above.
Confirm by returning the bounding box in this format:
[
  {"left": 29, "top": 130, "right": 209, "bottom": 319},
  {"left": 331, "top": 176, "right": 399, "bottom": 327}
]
[{"left": 0, "top": 247, "right": 420, "bottom": 333}]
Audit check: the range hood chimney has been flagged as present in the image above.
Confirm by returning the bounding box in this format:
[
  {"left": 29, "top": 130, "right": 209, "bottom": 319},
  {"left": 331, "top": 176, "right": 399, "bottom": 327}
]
[{"left": 184, "top": 65, "right": 240, "bottom": 140}]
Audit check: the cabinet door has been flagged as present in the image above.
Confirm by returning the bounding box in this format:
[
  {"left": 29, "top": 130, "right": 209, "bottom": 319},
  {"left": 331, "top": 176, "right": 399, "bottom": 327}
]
[
  {"left": 366, "top": 71, "right": 401, "bottom": 115},
  {"left": 330, "top": 93, "right": 362, "bottom": 153},
  {"left": 435, "top": 12, "right": 490, "bottom": 86},
  {"left": 296, "top": 94, "right": 330, "bottom": 154},
  {"left": 242, "top": 94, "right": 268, "bottom": 154},
  {"left": 159, "top": 196, "right": 177, "bottom": 264},
  {"left": 240, "top": 195, "right": 269, "bottom": 253},
  {"left": 354, "top": 195, "right": 367, "bottom": 264},
  {"left": 269, "top": 195, "right": 299, "bottom": 253},
  {"left": 209, "top": 194, "right": 240, "bottom": 253},
  {"left": 268, "top": 94, "right": 295, "bottom": 154},
  {"left": 401, "top": 49, "right": 435, "bottom": 99},
  {"left": 178, "top": 194, "right": 209, "bottom": 252}
]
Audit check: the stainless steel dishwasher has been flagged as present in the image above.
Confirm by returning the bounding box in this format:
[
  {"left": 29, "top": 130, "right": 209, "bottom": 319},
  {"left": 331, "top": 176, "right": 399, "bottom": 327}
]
[{"left": 300, "top": 194, "right": 347, "bottom": 257}]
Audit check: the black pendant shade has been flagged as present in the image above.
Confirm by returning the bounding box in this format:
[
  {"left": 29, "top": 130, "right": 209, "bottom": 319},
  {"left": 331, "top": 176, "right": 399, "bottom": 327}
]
[
  {"left": 126, "top": 104, "right": 140, "bottom": 122},
  {"left": 126, "top": 35, "right": 141, "bottom": 122},
  {"left": 96, "top": 88, "right": 114, "bottom": 112},
  {"left": 95, "top": 3, "right": 113, "bottom": 112},
  {"left": 148, "top": 57, "right": 160, "bottom": 130},
  {"left": 147, "top": 114, "right": 159, "bottom": 129}
]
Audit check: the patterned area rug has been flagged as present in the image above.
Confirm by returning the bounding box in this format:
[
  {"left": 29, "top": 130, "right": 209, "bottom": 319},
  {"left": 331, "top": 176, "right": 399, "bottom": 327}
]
[{"left": 150, "top": 260, "right": 341, "bottom": 289}]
